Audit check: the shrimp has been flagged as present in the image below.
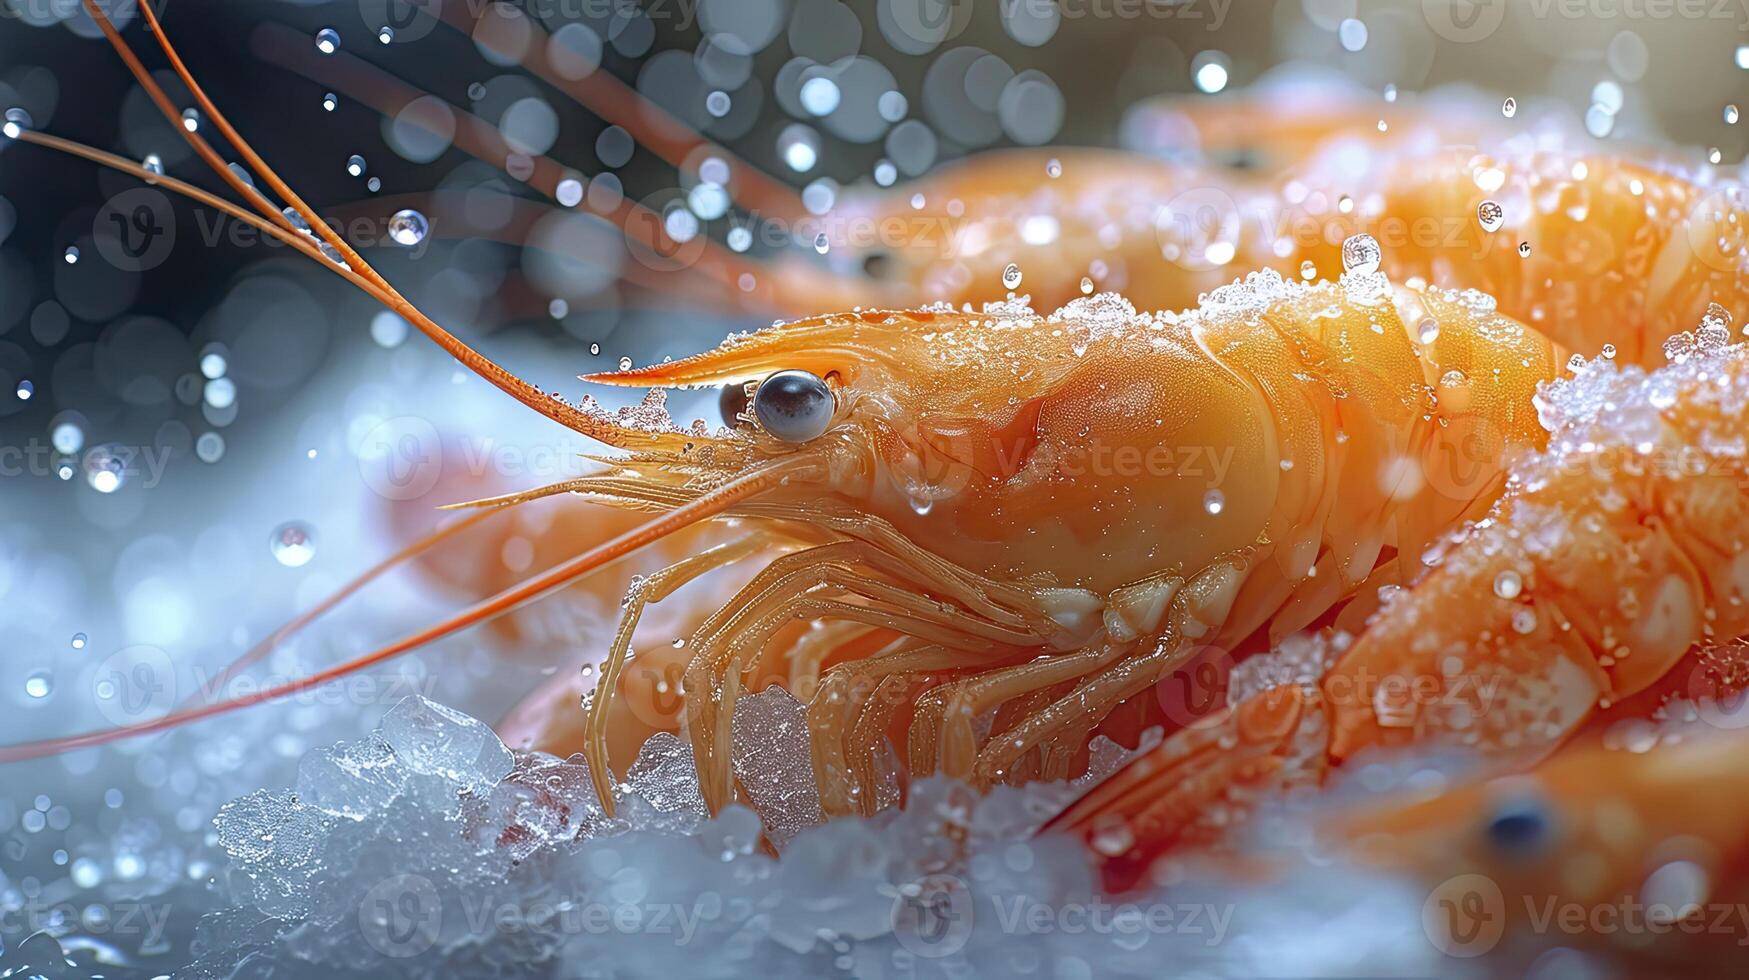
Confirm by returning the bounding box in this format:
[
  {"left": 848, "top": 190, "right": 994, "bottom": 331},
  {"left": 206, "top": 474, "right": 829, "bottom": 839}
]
[
  {"left": 1284, "top": 144, "right": 1749, "bottom": 366},
  {"left": 1049, "top": 312, "right": 1749, "bottom": 892},
  {"left": 1329, "top": 719, "right": 1749, "bottom": 966},
  {"left": 546, "top": 241, "right": 1568, "bottom": 820}
]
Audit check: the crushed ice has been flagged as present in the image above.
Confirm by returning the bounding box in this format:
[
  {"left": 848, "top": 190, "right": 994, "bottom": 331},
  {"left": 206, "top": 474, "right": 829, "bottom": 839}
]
[{"left": 135, "top": 694, "right": 1465, "bottom": 977}]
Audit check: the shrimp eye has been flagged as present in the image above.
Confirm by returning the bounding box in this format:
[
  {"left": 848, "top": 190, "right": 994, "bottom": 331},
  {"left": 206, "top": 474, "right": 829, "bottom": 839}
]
[
  {"left": 862, "top": 250, "right": 894, "bottom": 279},
  {"left": 1484, "top": 797, "right": 1551, "bottom": 855},
  {"left": 718, "top": 382, "right": 751, "bottom": 426},
  {"left": 753, "top": 370, "right": 834, "bottom": 442}
]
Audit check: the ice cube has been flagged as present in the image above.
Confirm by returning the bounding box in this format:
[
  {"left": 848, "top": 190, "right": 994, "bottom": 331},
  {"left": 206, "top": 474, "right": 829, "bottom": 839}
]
[
  {"left": 294, "top": 734, "right": 405, "bottom": 820},
  {"left": 730, "top": 686, "right": 823, "bottom": 848},
  {"left": 378, "top": 695, "right": 513, "bottom": 796}
]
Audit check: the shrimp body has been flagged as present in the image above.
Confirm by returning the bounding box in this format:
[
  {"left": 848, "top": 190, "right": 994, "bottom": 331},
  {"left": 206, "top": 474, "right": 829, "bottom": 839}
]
[{"left": 1051, "top": 316, "right": 1749, "bottom": 891}]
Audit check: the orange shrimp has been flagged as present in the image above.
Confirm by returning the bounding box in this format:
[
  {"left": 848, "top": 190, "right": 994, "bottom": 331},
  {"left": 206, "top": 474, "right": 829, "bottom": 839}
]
[
  {"left": 1283, "top": 145, "right": 1749, "bottom": 366},
  {"left": 1049, "top": 312, "right": 1749, "bottom": 891},
  {"left": 1329, "top": 720, "right": 1749, "bottom": 967}
]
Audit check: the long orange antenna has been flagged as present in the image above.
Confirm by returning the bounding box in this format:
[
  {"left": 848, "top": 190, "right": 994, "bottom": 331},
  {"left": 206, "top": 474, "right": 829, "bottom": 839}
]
[
  {"left": 428, "top": 3, "right": 806, "bottom": 221},
  {"left": 71, "top": 0, "right": 682, "bottom": 449},
  {"left": 0, "top": 457, "right": 813, "bottom": 762}
]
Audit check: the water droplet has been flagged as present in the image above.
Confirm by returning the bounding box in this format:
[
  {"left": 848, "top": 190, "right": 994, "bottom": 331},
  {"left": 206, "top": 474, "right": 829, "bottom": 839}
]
[
  {"left": 799, "top": 77, "right": 840, "bottom": 116},
  {"left": 556, "top": 178, "right": 584, "bottom": 207},
  {"left": 346, "top": 154, "right": 366, "bottom": 177},
  {"left": 1202, "top": 489, "right": 1225, "bottom": 515},
  {"left": 1727, "top": 104, "right": 1740, "bottom": 125},
  {"left": 180, "top": 108, "right": 199, "bottom": 132},
  {"left": 322, "top": 92, "right": 338, "bottom": 112},
  {"left": 51, "top": 421, "right": 82, "bottom": 454},
  {"left": 24, "top": 671, "right": 52, "bottom": 699},
  {"left": 62, "top": 246, "right": 79, "bottom": 264},
  {"left": 315, "top": 27, "right": 341, "bottom": 54},
  {"left": 387, "top": 209, "right": 428, "bottom": 247},
  {"left": 367, "top": 176, "right": 381, "bottom": 193},
  {"left": 727, "top": 226, "right": 752, "bottom": 252},
  {"left": 705, "top": 90, "right": 731, "bottom": 117},
  {"left": 589, "top": 343, "right": 601, "bottom": 356},
  {"left": 1, "top": 107, "right": 32, "bottom": 139},
  {"left": 1002, "top": 263, "right": 1022, "bottom": 290},
  {"left": 270, "top": 522, "right": 317, "bottom": 567},
  {"left": 1299, "top": 259, "right": 1316, "bottom": 281},
  {"left": 83, "top": 446, "right": 126, "bottom": 493},
  {"left": 70, "top": 632, "right": 87, "bottom": 650},
  {"left": 142, "top": 153, "right": 164, "bottom": 175},
  {"left": 1079, "top": 276, "right": 1093, "bottom": 295},
  {"left": 1046, "top": 158, "right": 1061, "bottom": 178},
  {"left": 1511, "top": 607, "right": 1537, "bottom": 634},
  {"left": 196, "top": 431, "right": 225, "bottom": 463},
  {"left": 1518, "top": 241, "right": 1532, "bottom": 258},
  {"left": 1192, "top": 58, "right": 1228, "bottom": 94},
  {"left": 618, "top": 355, "right": 633, "bottom": 371},
  {"left": 813, "top": 232, "right": 830, "bottom": 255},
  {"left": 1492, "top": 569, "right": 1522, "bottom": 600},
  {"left": 1708, "top": 147, "right": 1723, "bottom": 165},
  {"left": 1340, "top": 233, "right": 1381, "bottom": 275},
  {"left": 1337, "top": 18, "right": 1368, "bottom": 51},
  {"left": 377, "top": 26, "right": 394, "bottom": 44},
  {"left": 1501, "top": 97, "right": 1517, "bottom": 118},
  {"left": 1602, "top": 343, "right": 1617, "bottom": 359},
  {"left": 369, "top": 309, "right": 408, "bottom": 346},
  {"left": 199, "top": 350, "right": 227, "bottom": 379},
  {"left": 1416, "top": 318, "right": 1440, "bottom": 344},
  {"left": 14, "top": 379, "right": 32, "bottom": 400},
  {"left": 1383, "top": 83, "right": 1397, "bottom": 103},
  {"left": 1476, "top": 200, "right": 1505, "bottom": 233}
]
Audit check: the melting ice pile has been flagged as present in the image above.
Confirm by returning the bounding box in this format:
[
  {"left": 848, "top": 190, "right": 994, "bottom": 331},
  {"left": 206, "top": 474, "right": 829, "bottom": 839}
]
[{"left": 168, "top": 694, "right": 1452, "bottom": 979}]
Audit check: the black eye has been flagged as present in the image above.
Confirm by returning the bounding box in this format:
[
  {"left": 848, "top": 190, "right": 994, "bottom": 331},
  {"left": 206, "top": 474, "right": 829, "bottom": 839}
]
[
  {"left": 718, "top": 383, "right": 750, "bottom": 426},
  {"left": 862, "top": 250, "right": 894, "bottom": 279},
  {"left": 1484, "top": 796, "right": 1551, "bottom": 855},
  {"left": 753, "top": 370, "right": 833, "bottom": 443}
]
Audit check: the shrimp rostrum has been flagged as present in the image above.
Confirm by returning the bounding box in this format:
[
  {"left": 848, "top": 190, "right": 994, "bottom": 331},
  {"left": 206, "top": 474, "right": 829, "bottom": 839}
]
[{"left": 561, "top": 244, "right": 1563, "bottom": 819}]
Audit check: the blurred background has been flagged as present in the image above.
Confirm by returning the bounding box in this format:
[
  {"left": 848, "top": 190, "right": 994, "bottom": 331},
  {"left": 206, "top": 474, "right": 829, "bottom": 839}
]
[{"left": 0, "top": 0, "right": 1746, "bottom": 973}]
